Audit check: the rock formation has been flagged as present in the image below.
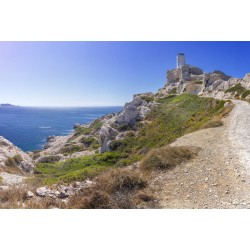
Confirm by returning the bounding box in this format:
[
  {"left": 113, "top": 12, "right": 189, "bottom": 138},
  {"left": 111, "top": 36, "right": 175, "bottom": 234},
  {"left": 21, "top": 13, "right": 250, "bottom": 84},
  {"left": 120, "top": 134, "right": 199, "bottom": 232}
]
[{"left": 0, "top": 136, "right": 34, "bottom": 172}]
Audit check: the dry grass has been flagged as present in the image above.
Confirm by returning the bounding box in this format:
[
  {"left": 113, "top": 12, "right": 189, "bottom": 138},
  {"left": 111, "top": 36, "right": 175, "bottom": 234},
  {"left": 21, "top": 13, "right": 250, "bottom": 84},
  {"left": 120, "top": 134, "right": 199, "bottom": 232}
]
[
  {"left": 0, "top": 186, "right": 27, "bottom": 208},
  {"left": 140, "top": 146, "right": 198, "bottom": 171},
  {"left": 25, "top": 198, "right": 67, "bottom": 209},
  {"left": 67, "top": 168, "right": 150, "bottom": 209},
  {"left": 202, "top": 119, "right": 223, "bottom": 128},
  {"left": 218, "top": 101, "right": 234, "bottom": 118}
]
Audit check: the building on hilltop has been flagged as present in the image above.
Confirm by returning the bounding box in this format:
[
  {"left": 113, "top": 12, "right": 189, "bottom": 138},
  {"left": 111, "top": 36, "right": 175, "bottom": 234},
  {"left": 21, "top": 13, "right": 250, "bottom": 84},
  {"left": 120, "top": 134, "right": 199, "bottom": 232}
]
[{"left": 176, "top": 53, "right": 185, "bottom": 68}]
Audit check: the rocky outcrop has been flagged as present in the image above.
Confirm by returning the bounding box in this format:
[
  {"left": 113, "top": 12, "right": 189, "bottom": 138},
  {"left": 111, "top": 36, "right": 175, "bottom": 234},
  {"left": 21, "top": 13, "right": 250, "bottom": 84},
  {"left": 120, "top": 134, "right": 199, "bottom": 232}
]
[
  {"left": 157, "top": 63, "right": 249, "bottom": 100},
  {"left": 98, "top": 92, "right": 157, "bottom": 153},
  {"left": 99, "top": 124, "right": 118, "bottom": 153},
  {"left": 0, "top": 136, "right": 34, "bottom": 172}
]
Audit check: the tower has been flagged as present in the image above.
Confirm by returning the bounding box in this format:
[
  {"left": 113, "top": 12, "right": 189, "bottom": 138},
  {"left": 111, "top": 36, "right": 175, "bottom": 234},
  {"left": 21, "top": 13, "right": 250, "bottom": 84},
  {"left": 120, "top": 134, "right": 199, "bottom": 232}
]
[{"left": 176, "top": 53, "right": 185, "bottom": 68}]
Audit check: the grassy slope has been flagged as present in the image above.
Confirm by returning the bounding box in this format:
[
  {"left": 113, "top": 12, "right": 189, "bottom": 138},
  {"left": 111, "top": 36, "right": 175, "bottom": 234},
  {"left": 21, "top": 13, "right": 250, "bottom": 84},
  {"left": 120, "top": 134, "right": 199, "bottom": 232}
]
[{"left": 34, "top": 94, "right": 226, "bottom": 185}]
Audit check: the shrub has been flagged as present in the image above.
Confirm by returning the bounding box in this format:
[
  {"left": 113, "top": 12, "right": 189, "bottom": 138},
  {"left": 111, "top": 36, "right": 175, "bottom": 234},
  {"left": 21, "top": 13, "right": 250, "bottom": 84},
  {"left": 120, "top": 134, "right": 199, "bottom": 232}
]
[
  {"left": 5, "top": 154, "right": 23, "bottom": 168},
  {"left": 225, "top": 83, "right": 246, "bottom": 97},
  {"left": 169, "top": 87, "right": 177, "bottom": 94},
  {"left": 80, "top": 136, "right": 99, "bottom": 149},
  {"left": 203, "top": 119, "right": 223, "bottom": 128},
  {"left": 59, "top": 144, "right": 85, "bottom": 155},
  {"left": 37, "top": 155, "right": 62, "bottom": 163},
  {"left": 67, "top": 168, "right": 149, "bottom": 209},
  {"left": 96, "top": 168, "right": 147, "bottom": 193},
  {"left": 195, "top": 80, "right": 203, "bottom": 85},
  {"left": 140, "top": 146, "right": 198, "bottom": 171},
  {"left": 242, "top": 90, "right": 250, "bottom": 99}
]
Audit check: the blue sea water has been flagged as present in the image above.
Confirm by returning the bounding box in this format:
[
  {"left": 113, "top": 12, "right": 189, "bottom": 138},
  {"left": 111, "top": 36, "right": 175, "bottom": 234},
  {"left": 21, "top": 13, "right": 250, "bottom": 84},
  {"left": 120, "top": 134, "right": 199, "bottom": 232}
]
[{"left": 0, "top": 106, "right": 122, "bottom": 152}]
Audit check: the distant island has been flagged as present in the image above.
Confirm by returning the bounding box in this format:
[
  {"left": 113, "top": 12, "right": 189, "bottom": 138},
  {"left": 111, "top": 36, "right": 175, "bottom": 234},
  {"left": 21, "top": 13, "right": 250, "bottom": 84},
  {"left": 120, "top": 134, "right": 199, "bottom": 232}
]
[{"left": 0, "top": 103, "right": 19, "bottom": 107}]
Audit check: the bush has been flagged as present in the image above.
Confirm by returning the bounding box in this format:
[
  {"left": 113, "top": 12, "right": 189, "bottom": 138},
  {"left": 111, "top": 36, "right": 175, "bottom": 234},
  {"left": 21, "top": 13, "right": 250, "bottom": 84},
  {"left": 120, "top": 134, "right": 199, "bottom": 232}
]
[
  {"left": 60, "top": 144, "right": 85, "bottom": 155},
  {"left": 225, "top": 83, "right": 246, "bottom": 97},
  {"left": 195, "top": 80, "right": 203, "bottom": 85},
  {"left": 203, "top": 119, "right": 223, "bottom": 128},
  {"left": 5, "top": 154, "right": 23, "bottom": 168},
  {"left": 37, "top": 155, "right": 62, "bottom": 163},
  {"left": 67, "top": 168, "right": 149, "bottom": 209},
  {"left": 96, "top": 168, "right": 147, "bottom": 193},
  {"left": 242, "top": 90, "right": 250, "bottom": 99},
  {"left": 140, "top": 146, "right": 198, "bottom": 171},
  {"left": 80, "top": 136, "right": 99, "bottom": 149}
]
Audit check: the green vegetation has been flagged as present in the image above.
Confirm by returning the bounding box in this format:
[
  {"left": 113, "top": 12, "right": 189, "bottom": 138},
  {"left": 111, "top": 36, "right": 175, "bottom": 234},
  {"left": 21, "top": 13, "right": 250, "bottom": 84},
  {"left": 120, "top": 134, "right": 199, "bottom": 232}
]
[
  {"left": 225, "top": 83, "right": 250, "bottom": 99},
  {"left": 140, "top": 146, "right": 198, "bottom": 171},
  {"left": 59, "top": 144, "right": 85, "bottom": 155},
  {"left": 38, "top": 155, "right": 62, "bottom": 163},
  {"left": 34, "top": 152, "right": 124, "bottom": 184},
  {"left": 202, "top": 119, "right": 223, "bottom": 128},
  {"left": 69, "top": 119, "right": 104, "bottom": 142},
  {"left": 108, "top": 94, "right": 226, "bottom": 165},
  {"left": 195, "top": 80, "right": 203, "bottom": 85},
  {"left": 34, "top": 94, "right": 228, "bottom": 185},
  {"left": 225, "top": 83, "right": 246, "bottom": 98},
  {"left": 80, "top": 136, "right": 100, "bottom": 149},
  {"left": 32, "top": 150, "right": 42, "bottom": 160},
  {"left": 242, "top": 90, "right": 250, "bottom": 99},
  {"left": 5, "top": 154, "right": 23, "bottom": 168},
  {"left": 140, "top": 95, "right": 154, "bottom": 102},
  {"left": 169, "top": 87, "right": 177, "bottom": 94}
]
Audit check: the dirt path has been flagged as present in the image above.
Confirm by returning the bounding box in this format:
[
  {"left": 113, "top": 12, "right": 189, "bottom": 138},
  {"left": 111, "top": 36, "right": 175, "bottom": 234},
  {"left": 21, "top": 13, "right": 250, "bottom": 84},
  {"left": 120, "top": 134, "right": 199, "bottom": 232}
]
[{"left": 152, "top": 100, "right": 250, "bottom": 208}]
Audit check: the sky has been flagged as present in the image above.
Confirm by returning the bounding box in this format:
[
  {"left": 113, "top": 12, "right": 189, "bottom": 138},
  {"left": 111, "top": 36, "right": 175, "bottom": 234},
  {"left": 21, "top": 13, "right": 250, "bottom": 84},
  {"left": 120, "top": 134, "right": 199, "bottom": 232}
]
[{"left": 0, "top": 41, "right": 250, "bottom": 106}]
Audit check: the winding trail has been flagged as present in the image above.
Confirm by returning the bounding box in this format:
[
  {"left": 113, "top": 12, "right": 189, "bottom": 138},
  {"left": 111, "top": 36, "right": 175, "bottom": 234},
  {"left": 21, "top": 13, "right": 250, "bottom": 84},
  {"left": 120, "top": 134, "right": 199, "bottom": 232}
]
[{"left": 152, "top": 100, "right": 250, "bottom": 208}]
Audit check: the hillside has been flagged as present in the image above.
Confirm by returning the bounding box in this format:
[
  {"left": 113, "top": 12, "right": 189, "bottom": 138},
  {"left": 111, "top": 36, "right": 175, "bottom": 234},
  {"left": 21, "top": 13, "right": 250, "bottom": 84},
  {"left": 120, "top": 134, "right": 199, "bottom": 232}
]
[{"left": 0, "top": 61, "right": 250, "bottom": 208}]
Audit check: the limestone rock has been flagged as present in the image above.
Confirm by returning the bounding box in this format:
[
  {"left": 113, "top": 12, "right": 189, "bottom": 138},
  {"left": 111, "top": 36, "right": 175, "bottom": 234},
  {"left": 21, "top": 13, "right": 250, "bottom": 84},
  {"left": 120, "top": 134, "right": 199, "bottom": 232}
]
[
  {"left": 99, "top": 124, "right": 118, "bottom": 153},
  {"left": 0, "top": 136, "right": 34, "bottom": 172},
  {"left": 27, "top": 191, "right": 34, "bottom": 199},
  {"left": 116, "top": 105, "right": 140, "bottom": 125},
  {"left": 36, "top": 186, "right": 53, "bottom": 197},
  {"left": 243, "top": 73, "right": 250, "bottom": 82},
  {"left": 207, "top": 72, "right": 230, "bottom": 85}
]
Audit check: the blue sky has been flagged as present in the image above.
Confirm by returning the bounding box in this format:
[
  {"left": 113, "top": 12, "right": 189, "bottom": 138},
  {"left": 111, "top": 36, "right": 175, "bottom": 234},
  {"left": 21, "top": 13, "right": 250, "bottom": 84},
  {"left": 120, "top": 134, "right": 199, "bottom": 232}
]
[{"left": 0, "top": 41, "right": 250, "bottom": 106}]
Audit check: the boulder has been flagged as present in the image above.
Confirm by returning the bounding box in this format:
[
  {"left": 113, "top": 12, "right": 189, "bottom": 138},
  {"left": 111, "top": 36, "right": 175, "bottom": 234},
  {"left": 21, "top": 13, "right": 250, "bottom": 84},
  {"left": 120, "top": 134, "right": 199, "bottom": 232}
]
[
  {"left": 99, "top": 124, "right": 118, "bottom": 153},
  {"left": 138, "top": 106, "right": 151, "bottom": 117},
  {"left": 116, "top": 105, "right": 140, "bottom": 125},
  {"left": 36, "top": 186, "right": 53, "bottom": 197},
  {"left": 207, "top": 72, "right": 230, "bottom": 85},
  {"left": 26, "top": 191, "right": 34, "bottom": 199}
]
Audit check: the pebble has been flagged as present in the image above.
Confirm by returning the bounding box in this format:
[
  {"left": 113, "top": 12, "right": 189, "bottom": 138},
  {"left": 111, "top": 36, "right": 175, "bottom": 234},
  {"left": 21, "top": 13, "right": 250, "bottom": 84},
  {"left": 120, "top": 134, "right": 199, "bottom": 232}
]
[{"left": 225, "top": 190, "right": 230, "bottom": 194}]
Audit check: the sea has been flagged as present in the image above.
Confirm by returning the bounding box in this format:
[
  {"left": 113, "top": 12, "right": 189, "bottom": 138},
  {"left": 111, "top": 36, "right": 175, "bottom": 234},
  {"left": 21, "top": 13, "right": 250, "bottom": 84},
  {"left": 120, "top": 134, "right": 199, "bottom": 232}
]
[{"left": 0, "top": 106, "right": 122, "bottom": 152}]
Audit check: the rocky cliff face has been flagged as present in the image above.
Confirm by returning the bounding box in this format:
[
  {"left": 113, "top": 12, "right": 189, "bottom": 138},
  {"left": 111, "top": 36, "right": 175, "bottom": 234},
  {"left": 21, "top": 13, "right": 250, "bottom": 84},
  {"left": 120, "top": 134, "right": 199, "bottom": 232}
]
[
  {"left": 99, "top": 92, "right": 158, "bottom": 153},
  {"left": 0, "top": 136, "right": 34, "bottom": 172},
  {"left": 157, "top": 64, "right": 250, "bottom": 100}
]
